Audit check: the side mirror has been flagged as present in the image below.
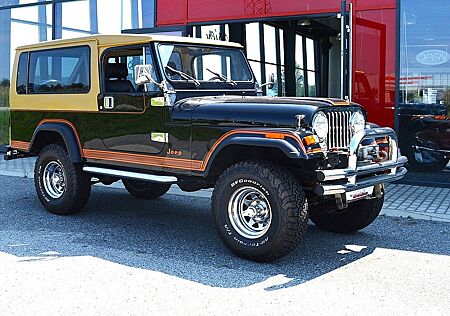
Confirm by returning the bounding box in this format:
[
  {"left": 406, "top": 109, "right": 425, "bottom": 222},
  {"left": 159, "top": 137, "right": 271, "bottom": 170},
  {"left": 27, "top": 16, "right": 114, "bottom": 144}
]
[{"left": 134, "top": 64, "right": 156, "bottom": 86}]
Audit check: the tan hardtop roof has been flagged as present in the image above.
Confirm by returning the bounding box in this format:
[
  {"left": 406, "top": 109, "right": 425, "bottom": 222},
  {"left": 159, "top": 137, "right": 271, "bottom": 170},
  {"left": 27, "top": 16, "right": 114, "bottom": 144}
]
[{"left": 16, "top": 34, "right": 243, "bottom": 51}]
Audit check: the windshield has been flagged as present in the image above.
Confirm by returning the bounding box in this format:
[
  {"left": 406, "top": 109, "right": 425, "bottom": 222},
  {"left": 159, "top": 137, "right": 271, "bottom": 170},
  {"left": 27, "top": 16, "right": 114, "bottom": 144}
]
[{"left": 157, "top": 43, "right": 253, "bottom": 83}]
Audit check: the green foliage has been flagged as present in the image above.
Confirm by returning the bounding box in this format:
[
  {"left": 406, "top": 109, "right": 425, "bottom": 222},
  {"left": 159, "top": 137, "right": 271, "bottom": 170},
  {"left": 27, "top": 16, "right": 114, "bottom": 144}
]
[
  {"left": 0, "top": 79, "right": 10, "bottom": 108},
  {"left": 0, "top": 109, "right": 10, "bottom": 145},
  {"left": 0, "top": 79, "right": 10, "bottom": 144}
]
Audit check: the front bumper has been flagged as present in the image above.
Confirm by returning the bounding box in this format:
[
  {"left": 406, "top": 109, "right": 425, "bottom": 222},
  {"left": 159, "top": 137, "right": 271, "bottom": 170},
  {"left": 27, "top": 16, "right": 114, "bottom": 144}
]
[{"left": 315, "top": 127, "right": 408, "bottom": 196}]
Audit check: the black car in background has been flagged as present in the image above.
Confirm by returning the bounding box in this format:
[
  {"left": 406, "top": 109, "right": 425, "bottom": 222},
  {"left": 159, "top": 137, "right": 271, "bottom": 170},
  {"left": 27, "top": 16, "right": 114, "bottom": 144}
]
[{"left": 399, "top": 102, "right": 450, "bottom": 172}]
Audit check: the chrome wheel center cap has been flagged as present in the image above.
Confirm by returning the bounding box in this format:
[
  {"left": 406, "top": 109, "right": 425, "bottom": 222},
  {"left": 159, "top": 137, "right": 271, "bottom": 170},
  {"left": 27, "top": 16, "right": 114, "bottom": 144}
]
[{"left": 228, "top": 186, "right": 273, "bottom": 239}]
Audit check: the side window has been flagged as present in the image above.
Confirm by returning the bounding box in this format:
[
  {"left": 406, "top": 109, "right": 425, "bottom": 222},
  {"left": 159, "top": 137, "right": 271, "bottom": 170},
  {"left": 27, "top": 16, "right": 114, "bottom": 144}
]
[
  {"left": 103, "top": 46, "right": 159, "bottom": 93},
  {"left": 16, "top": 53, "right": 28, "bottom": 94},
  {"left": 28, "top": 46, "right": 90, "bottom": 94}
]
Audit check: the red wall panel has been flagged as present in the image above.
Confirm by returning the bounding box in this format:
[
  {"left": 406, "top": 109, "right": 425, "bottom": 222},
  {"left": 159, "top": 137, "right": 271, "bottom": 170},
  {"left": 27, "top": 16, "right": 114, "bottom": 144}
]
[
  {"left": 157, "top": 0, "right": 397, "bottom": 25},
  {"left": 352, "top": 8, "right": 396, "bottom": 128},
  {"left": 157, "top": 0, "right": 186, "bottom": 25},
  {"left": 186, "top": 0, "right": 340, "bottom": 23}
]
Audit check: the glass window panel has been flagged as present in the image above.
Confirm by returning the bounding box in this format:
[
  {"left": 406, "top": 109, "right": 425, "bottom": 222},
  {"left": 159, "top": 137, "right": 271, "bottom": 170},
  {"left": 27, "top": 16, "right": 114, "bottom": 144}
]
[
  {"left": 295, "top": 35, "right": 303, "bottom": 69},
  {"left": 158, "top": 44, "right": 252, "bottom": 82},
  {"left": 400, "top": 0, "right": 450, "bottom": 111},
  {"left": 201, "top": 25, "right": 224, "bottom": 41},
  {"left": 28, "top": 46, "right": 90, "bottom": 94},
  {"left": 399, "top": 0, "right": 450, "bottom": 174},
  {"left": 265, "top": 63, "right": 277, "bottom": 96},
  {"left": 16, "top": 52, "right": 27, "bottom": 94},
  {"left": 97, "top": 0, "right": 122, "bottom": 34},
  {"left": 295, "top": 68, "right": 305, "bottom": 97},
  {"left": 264, "top": 24, "right": 276, "bottom": 64},
  {"left": 61, "top": 0, "right": 90, "bottom": 32},
  {"left": 308, "top": 71, "right": 316, "bottom": 96},
  {"left": 306, "top": 38, "right": 315, "bottom": 71},
  {"left": 246, "top": 23, "right": 260, "bottom": 61},
  {"left": 279, "top": 29, "right": 284, "bottom": 66},
  {"left": 249, "top": 61, "right": 262, "bottom": 84}
]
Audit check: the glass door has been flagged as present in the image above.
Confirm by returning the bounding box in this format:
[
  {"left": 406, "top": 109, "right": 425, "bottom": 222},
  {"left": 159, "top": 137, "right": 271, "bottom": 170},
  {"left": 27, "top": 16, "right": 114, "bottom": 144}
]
[{"left": 340, "top": 0, "right": 352, "bottom": 101}]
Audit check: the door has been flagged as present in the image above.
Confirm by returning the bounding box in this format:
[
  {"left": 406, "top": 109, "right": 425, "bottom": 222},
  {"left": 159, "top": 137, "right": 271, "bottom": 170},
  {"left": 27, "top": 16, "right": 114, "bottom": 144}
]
[
  {"left": 340, "top": 0, "right": 352, "bottom": 101},
  {"left": 98, "top": 45, "right": 167, "bottom": 155}
]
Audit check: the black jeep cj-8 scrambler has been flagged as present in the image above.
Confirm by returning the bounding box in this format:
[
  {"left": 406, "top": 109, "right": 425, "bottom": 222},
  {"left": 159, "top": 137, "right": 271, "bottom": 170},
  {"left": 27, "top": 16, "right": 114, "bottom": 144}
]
[{"left": 6, "top": 35, "right": 407, "bottom": 262}]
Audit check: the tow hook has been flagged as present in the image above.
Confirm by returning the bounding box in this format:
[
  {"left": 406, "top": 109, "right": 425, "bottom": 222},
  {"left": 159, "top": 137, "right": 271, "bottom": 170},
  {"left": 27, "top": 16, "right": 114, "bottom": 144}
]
[
  {"left": 335, "top": 193, "right": 348, "bottom": 210},
  {"left": 373, "top": 184, "right": 384, "bottom": 198}
]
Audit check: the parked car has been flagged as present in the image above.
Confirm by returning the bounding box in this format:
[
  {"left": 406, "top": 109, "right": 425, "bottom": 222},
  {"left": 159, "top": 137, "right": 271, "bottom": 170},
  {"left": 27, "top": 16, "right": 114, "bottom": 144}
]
[
  {"left": 398, "top": 103, "right": 450, "bottom": 172},
  {"left": 5, "top": 35, "right": 407, "bottom": 262}
]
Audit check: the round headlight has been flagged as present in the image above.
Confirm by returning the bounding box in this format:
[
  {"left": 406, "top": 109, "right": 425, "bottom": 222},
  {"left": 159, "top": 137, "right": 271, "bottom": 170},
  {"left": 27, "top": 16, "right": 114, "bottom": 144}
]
[
  {"left": 350, "top": 110, "right": 366, "bottom": 134},
  {"left": 312, "top": 111, "right": 329, "bottom": 141}
]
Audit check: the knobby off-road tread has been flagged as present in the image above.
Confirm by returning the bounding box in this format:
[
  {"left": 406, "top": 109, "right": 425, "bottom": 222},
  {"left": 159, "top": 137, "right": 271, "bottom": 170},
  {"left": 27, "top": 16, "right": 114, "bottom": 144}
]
[
  {"left": 212, "top": 160, "right": 308, "bottom": 262},
  {"left": 35, "top": 144, "right": 91, "bottom": 215},
  {"left": 310, "top": 194, "right": 384, "bottom": 234},
  {"left": 123, "top": 180, "right": 171, "bottom": 200}
]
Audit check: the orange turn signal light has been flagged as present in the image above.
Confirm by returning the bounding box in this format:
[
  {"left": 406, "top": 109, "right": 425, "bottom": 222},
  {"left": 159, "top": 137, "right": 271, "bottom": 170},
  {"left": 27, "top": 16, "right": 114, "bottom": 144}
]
[
  {"left": 303, "top": 135, "right": 316, "bottom": 146},
  {"left": 265, "top": 133, "right": 285, "bottom": 140}
]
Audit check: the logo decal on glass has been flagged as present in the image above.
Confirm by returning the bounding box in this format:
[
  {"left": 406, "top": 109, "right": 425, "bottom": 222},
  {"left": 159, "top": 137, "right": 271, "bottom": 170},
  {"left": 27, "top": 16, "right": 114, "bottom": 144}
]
[{"left": 416, "top": 50, "right": 449, "bottom": 66}]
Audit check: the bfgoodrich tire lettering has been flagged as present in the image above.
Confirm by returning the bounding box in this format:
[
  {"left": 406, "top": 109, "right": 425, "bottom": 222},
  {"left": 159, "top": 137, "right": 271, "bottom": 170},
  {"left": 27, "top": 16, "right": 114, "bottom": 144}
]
[
  {"left": 212, "top": 160, "right": 308, "bottom": 262},
  {"left": 34, "top": 144, "right": 91, "bottom": 215}
]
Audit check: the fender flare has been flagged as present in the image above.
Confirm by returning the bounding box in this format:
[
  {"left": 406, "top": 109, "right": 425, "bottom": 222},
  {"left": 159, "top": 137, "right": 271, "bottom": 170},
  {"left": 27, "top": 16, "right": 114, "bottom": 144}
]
[
  {"left": 203, "top": 134, "right": 307, "bottom": 174},
  {"left": 30, "top": 121, "right": 83, "bottom": 163}
]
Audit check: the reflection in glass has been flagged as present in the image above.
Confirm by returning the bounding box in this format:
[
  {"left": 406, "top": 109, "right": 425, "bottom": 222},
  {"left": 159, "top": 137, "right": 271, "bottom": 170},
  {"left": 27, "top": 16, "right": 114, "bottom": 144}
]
[
  {"left": 246, "top": 23, "right": 260, "bottom": 61},
  {"left": 399, "top": 0, "right": 450, "bottom": 174}
]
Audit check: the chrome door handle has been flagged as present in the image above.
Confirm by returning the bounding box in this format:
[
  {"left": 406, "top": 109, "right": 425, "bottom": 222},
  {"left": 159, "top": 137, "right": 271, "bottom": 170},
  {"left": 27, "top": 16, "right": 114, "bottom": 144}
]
[{"left": 104, "top": 96, "right": 114, "bottom": 110}]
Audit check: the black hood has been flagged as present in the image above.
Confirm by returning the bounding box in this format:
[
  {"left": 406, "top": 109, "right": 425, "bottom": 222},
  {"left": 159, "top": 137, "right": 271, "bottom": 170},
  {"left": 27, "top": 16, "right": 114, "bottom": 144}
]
[{"left": 174, "top": 96, "right": 363, "bottom": 128}]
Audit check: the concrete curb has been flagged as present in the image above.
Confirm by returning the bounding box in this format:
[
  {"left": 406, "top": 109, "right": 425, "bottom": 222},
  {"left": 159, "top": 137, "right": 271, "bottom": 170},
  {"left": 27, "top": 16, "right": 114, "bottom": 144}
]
[{"left": 380, "top": 208, "right": 450, "bottom": 223}]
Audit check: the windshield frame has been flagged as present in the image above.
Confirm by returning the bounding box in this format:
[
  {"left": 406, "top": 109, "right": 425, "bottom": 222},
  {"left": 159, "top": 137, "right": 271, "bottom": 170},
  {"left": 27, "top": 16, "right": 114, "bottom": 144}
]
[{"left": 154, "top": 42, "right": 256, "bottom": 86}]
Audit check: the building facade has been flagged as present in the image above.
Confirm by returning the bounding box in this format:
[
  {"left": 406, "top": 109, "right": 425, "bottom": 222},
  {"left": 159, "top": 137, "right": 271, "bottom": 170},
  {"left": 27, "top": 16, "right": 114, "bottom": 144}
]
[{"left": 0, "top": 0, "right": 449, "bottom": 174}]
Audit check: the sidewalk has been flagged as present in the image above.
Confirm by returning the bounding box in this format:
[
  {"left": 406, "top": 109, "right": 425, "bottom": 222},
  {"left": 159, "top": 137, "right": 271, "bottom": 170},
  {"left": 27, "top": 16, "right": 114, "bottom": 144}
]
[{"left": 1, "top": 157, "right": 449, "bottom": 223}]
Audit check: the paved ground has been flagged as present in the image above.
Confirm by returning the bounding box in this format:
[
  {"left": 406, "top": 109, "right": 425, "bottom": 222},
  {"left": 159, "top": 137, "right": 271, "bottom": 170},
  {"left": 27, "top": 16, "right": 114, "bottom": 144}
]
[
  {"left": 0, "top": 175, "right": 449, "bottom": 315},
  {"left": 2, "top": 157, "right": 449, "bottom": 222}
]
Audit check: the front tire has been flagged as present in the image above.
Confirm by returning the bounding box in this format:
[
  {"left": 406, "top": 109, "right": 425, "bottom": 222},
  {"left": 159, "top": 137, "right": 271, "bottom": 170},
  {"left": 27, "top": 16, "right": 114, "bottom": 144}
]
[
  {"left": 34, "top": 144, "right": 91, "bottom": 215},
  {"left": 123, "top": 179, "right": 171, "bottom": 199},
  {"left": 212, "top": 161, "right": 308, "bottom": 262},
  {"left": 309, "top": 194, "right": 384, "bottom": 234}
]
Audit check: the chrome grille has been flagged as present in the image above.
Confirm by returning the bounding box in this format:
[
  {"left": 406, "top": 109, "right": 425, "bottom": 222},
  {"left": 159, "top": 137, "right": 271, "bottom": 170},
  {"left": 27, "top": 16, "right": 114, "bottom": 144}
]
[{"left": 326, "top": 110, "right": 353, "bottom": 149}]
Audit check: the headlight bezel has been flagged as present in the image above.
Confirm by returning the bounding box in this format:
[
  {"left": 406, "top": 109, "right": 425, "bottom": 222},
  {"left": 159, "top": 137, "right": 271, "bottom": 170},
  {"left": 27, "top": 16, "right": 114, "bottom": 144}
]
[
  {"left": 349, "top": 109, "right": 366, "bottom": 134},
  {"left": 312, "top": 111, "right": 329, "bottom": 143}
]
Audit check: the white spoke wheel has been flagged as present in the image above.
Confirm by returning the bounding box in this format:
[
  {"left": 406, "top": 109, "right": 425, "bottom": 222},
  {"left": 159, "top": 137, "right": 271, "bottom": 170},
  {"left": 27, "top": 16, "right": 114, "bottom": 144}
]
[{"left": 212, "top": 161, "right": 308, "bottom": 263}]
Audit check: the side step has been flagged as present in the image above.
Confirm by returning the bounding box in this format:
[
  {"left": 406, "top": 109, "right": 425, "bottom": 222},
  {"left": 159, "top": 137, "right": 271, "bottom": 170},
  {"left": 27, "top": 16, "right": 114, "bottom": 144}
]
[{"left": 82, "top": 166, "right": 177, "bottom": 184}]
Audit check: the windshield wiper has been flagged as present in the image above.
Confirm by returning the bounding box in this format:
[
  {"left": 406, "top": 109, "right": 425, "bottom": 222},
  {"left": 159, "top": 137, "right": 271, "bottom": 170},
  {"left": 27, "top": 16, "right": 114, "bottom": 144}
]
[
  {"left": 165, "top": 65, "right": 200, "bottom": 87},
  {"left": 205, "top": 68, "right": 237, "bottom": 86}
]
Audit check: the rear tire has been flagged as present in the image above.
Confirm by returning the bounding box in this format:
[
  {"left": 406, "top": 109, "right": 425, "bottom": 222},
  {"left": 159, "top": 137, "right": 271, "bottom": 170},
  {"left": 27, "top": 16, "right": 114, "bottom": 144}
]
[
  {"left": 123, "top": 179, "right": 171, "bottom": 199},
  {"left": 34, "top": 144, "right": 91, "bottom": 215},
  {"left": 310, "top": 194, "right": 384, "bottom": 234},
  {"left": 212, "top": 160, "right": 308, "bottom": 262}
]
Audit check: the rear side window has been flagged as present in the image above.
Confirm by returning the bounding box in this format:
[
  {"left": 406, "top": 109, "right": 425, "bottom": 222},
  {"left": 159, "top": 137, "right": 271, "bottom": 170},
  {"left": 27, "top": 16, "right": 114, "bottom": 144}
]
[
  {"left": 16, "top": 53, "right": 28, "bottom": 94},
  {"left": 28, "top": 46, "right": 90, "bottom": 94}
]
